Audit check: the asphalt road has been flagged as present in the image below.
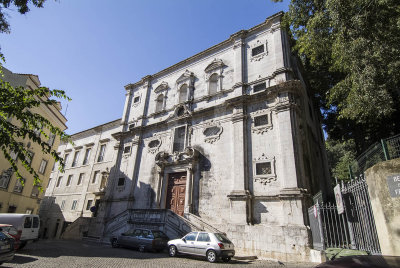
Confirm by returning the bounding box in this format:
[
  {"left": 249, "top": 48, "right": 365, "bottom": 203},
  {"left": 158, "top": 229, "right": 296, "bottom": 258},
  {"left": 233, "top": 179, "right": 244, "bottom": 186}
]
[{"left": 1, "top": 239, "right": 316, "bottom": 268}]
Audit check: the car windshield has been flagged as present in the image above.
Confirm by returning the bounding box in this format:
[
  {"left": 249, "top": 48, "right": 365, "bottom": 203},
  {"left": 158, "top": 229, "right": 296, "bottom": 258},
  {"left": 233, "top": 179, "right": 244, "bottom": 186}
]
[
  {"left": 214, "top": 233, "right": 231, "bottom": 243},
  {"left": 152, "top": 231, "right": 168, "bottom": 239}
]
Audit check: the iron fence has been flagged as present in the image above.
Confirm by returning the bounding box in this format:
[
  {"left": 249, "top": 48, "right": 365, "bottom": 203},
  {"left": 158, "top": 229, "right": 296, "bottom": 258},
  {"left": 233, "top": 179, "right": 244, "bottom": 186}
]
[
  {"left": 308, "top": 176, "right": 381, "bottom": 254},
  {"left": 349, "top": 133, "right": 400, "bottom": 178}
]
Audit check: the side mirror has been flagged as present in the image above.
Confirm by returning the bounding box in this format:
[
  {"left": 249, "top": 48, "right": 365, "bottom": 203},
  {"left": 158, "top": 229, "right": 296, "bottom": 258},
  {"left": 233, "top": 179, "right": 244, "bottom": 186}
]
[{"left": 182, "top": 238, "right": 186, "bottom": 242}]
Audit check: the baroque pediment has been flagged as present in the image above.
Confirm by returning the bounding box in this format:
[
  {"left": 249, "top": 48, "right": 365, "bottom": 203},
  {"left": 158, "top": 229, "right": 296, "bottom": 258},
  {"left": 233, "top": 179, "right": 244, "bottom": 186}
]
[
  {"left": 176, "top": 70, "right": 193, "bottom": 84},
  {"left": 204, "top": 59, "right": 225, "bottom": 73},
  {"left": 154, "top": 82, "right": 169, "bottom": 93}
]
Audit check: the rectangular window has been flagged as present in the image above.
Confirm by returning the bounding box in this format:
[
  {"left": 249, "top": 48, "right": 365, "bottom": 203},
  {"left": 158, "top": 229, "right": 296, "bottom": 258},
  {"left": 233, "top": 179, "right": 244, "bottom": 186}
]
[
  {"left": 123, "top": 146, "right": 131, "bottom": 154},
  {"left": 38, "top": 159, "right": 48, "bottom": 174},
  {"left": 118, "top": 177, "right": 125, "bottom": 186},
  {"left": 77, "top": 173, "right": 84, "bottom": 185},
  {"left": 83, "top": 148, "right": 91, "bottom": 165},
  {"left": 173, "top": 126, "right": 186, "bottom": 153},
  {"left": 97, "top": 144, "right": 106, "bottom": 162},
  {"left": 24, "top": 217, "right": 32, "bottom": 228},
  {"left": 86, "top": 200, "right": 93, "bottom": 210},
  {"left": 254, "top": 115, "right": 269, "bottom": 127},
  {"left": 7, "top": 205, "right": 16, "bottom": 213},
  {"left": 33, "top": 217, "right": 39, "bottom": 228},
  {"left": 26, "top": 151, "right": 34, "bottom": 166},
  {"left": 255, "top": 162, "right": 272, "bottom": 175},
  {"left": 66, "top": 175, "right": 73, "bottom": 186},
  {"left": 92, "top": 171, "right": 100, "bottom": 184},
  {"left": 72, "top": 151, "right": 80, "bottom": 167},
  {"left": 0, "top": 168, "right": 13, "bottom": 189},
  {"left": 31, "top": 185, "right": 39, "bottom": 197},
  {"left": 14, "top": 178, "right": 25, "bottom": 193},
  {"left": 252, "top": 45, "right": 264, "bottom": 56},
  {"left": 25, "top": 209, "right": 33, "bottom": 214},
  {"left": 253, "top": 82, "right": 266, "bottom": 93},
  {"left": 71, "top": 200, "right": 77, "bottom": 210},
  {"left": 56, "top": 176, "right": 63, "bottom": 187},
  {"left": 48, "top": 133, "right": 56, "bottom": 146},
  {"left": 60, "top": 200, "right": 65, "bottom": 210},
  {"left": 64, "top": 154, "right": 69, "bottom": 167}
]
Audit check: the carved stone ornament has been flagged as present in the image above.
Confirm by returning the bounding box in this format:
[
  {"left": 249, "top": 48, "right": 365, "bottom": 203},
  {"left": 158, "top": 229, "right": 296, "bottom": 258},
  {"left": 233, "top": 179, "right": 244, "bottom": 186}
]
[
  {"left": 154, "top": 81, "right": 169, "bottom": 93},
  {"left": 254, "top": 177, "right": 277, "bottom": 185},
  {"left": 250, "top": 39, "right": 268, "bottom": 62},
  {"left": 176, "top": 70, "right": 194, "bottom": 85},
  {"left": 202, "top": 121, "right": 223, "bottom": 144},
  {"left": 147, "top": 136, "right": 162, "bottom": 154},
  {"left": 251, "top": 109, "right": 273, "bottom": 134},
  {"left": 253, "top": 153, "right": 276, "bottom": 184},
  {"left": 155, "top": 147, "right": 198, "bottom": 167}
]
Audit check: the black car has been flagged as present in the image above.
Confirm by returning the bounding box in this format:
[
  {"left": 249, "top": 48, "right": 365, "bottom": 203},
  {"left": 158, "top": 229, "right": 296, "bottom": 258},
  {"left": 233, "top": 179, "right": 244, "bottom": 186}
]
[
  {"left": 0, "top": 231, "right": 15, "bottom": 265},
  {"left": 111, "top": 229, "right": 169, "bottom": 252}
]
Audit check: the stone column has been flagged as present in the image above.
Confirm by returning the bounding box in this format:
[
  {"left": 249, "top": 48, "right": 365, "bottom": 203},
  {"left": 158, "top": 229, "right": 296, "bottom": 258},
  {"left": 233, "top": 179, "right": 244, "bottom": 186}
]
[
  {"left": 184, "top": 167, "right": 193, "bottom": 213},
  {"left": 228, "top": 104, "right": 251, "bottom": 224},
  {"left": 155, "top": 169, "right": 164, "bottom": 208}
]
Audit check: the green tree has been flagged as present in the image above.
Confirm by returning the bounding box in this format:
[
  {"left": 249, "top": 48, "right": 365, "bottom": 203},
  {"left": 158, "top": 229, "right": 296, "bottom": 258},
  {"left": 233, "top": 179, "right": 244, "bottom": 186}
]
[
  {"left": 325, "top": 139, "right": 356, "bottom": 181},
  {"left": 0, "top": 0, "right": 46, "bottom": 33},
  {"left": 0, "top": 0, "right": 70, "bottom": 189},
  {"left": 273, "top": 0, "right": 400, "bottom": 176}
]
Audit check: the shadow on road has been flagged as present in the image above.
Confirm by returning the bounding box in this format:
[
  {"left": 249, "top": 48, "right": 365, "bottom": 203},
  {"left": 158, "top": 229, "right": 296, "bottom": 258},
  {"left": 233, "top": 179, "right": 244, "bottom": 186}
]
[{"left": 12, "top": 239, "right": 254, "bottom": 265}]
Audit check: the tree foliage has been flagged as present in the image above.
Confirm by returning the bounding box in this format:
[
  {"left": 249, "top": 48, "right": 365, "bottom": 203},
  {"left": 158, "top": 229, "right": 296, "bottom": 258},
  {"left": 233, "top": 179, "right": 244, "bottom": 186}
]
[
  {"left": 0, "top": 0, "right": 46, "bottom": 33},
  {"left": 272, "top": 0, "right": 400, "bottom": 178},
  {"left": 0, "top": 62, "right": 70, "bottom": 189}
]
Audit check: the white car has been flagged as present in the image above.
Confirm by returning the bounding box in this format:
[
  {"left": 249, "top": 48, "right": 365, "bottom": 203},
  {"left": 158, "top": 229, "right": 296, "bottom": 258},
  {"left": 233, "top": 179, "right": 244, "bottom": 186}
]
[{"left": 168, "top": 232, "right": 235, "bottom": 263}]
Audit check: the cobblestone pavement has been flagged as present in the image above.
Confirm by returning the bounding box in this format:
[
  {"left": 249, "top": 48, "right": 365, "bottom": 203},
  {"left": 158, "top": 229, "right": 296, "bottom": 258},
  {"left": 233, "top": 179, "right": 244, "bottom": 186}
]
[{"left": 1, "top": 240, "right": 316, "bottom": 268}]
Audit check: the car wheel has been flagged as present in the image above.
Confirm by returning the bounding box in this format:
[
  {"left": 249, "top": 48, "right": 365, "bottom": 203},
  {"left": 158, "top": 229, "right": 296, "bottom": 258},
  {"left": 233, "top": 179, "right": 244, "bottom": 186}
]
[
  {"left": 207, "top": 249, "right": 217, "bottom": 263},
  {"left": 222, "top": 257, "right": 231, "bottom": 262},
  {"left": 138, "top": 245, "right": 145, "bottom": 252},
  {"left": 111, "top": 239, "right": 118, "bottom": 248},
  {"left": 169, "top": 245, "right": 177, "bottom": 257}
]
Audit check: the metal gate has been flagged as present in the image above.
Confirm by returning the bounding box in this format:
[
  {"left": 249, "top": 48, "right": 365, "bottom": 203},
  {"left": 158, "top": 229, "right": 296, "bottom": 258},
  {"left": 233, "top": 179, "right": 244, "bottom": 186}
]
[{"left": 308, "top": 176, "right": 381, "bottom": 254}]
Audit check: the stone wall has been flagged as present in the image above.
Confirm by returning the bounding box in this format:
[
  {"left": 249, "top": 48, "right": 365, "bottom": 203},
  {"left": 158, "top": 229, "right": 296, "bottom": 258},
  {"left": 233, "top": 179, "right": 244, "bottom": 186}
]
[{"left": 365, "top": 158, "right": 400, "bottom": 255}]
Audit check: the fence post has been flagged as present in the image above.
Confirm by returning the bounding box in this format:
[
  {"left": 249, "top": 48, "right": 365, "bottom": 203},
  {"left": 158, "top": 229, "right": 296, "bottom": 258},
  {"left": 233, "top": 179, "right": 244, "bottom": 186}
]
[
  {"left": 381, "top": 139, "right": 390, "bottom": 161},
  {"left": 348, "top": 165, "right": 354, "bottom": 180}
]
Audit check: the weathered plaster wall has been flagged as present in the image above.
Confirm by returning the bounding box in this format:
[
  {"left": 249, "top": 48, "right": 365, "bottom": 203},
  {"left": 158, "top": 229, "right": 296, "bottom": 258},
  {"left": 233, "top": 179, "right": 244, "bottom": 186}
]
[{"left": 365, "top": 158, "right": 400, "bottom": 255}]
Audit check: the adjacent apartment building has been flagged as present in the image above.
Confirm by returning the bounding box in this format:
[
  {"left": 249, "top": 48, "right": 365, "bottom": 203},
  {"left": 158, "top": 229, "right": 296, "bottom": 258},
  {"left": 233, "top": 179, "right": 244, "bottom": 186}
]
[
  {"left": 39, "top": 119, "right": 120, "bottom": 239},
  {"left": 0, "top": 67, "right": 67, "bottom": 215}
]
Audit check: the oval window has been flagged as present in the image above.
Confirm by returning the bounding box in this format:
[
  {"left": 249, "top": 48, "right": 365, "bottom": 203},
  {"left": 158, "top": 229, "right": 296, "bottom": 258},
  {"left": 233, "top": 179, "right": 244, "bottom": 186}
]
[
  {"left": 204, "top": 126, "right": 220, "bottom": 137},
  {"left": 148, "top": 140, "right": 160, "bottom": 148}
]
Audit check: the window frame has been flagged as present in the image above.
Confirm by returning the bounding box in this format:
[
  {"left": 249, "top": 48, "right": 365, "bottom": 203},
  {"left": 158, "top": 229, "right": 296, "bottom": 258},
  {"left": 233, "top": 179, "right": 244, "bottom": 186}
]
[{"left": 38, "top": 159, "right": 48, "bottom": 174}]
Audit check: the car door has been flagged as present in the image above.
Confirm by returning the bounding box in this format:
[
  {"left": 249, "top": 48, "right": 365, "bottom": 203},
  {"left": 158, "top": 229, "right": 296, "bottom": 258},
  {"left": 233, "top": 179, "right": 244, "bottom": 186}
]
[
  {"left": 138, "top": 230, "right": 152, "bottom": 249},
  {"left": 118, "top": 230, "right": 133, "bottom": 247},
  {"left": 179, "top": 232, "right": 198, "bottom": 254},
  {"left": 194, "top": 232, "right": 211, "bottom": 256}
]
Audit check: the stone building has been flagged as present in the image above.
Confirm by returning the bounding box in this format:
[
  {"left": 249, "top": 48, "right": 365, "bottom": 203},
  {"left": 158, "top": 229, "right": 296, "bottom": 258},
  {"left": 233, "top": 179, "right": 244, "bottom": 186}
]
[
  {"left": 0, "top": 67, "right": 67, "bottom": 215},
  {"left": 39, "top": 119, "right": 120, "bottom": 239},
  {"left": 99, "top": 12, "right": 330, "bottom": 261},
  {"left": 39, "top": 12, "right": 330, "bottom": 261}
]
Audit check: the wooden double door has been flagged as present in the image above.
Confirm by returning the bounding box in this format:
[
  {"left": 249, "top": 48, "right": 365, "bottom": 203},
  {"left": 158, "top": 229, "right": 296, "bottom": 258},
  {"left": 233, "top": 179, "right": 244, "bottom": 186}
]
[{"left": 166, "top": 172, "right": 186, "bottom": 216}]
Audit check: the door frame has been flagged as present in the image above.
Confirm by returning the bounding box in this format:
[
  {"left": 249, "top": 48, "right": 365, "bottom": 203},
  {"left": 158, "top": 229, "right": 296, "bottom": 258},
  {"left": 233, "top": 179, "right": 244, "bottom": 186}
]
[{"left": 159, "top": 165, "right": 194, "bottom": 215}]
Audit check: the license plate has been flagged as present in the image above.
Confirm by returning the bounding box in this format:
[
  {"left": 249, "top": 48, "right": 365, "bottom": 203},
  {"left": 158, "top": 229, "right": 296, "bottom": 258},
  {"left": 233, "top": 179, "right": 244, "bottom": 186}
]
[
  {"left": 228, "top": 252, "right": 233, "bottom": 256},
  {"left": 1, "top": 245, "right": 10, "bottom": 250}
]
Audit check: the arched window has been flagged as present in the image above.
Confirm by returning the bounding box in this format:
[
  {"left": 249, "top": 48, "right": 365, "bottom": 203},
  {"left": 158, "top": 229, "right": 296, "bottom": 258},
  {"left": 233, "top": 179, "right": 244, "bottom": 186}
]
[
  {"left": 209, "top": 73, "right": 218, "bottom": 95},
  {"left": 179, "top": 84, "right": 187, "bottom": 103},
  {"left": 155, "top": 94, "right": 164, "bottom": 112}
]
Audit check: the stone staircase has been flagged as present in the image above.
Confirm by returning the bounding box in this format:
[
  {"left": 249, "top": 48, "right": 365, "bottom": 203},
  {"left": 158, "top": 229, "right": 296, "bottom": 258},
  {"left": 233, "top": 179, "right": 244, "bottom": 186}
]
[{"left": 102, "top": 209, "right": 223, "bottom": 243}]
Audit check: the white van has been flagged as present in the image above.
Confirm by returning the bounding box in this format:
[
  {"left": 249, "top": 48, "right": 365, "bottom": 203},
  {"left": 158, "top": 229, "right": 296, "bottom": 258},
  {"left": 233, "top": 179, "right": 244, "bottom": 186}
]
[{"left": 0, "top": 214, "right": 40, "bottom": 248}]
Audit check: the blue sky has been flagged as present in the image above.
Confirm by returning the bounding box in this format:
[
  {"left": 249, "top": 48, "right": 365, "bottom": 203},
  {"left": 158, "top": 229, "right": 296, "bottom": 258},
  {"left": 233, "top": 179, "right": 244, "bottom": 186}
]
[{"left": 0, "top": 0, "right": 289, "bottom": 134}]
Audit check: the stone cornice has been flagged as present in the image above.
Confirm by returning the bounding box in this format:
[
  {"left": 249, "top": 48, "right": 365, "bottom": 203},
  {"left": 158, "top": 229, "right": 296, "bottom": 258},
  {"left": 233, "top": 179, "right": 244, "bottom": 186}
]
[{"left": 125, "top": 80, "right": 303, "bottom": 135}]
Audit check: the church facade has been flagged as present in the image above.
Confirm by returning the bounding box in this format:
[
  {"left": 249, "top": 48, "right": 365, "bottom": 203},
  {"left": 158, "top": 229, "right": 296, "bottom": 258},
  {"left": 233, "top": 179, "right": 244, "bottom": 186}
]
[
  {"left": 40, "top": 12, "right": 330, "bottom": 262},
  {"left": 101, "top": 12, "right": 330, "bottom": 261}
]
